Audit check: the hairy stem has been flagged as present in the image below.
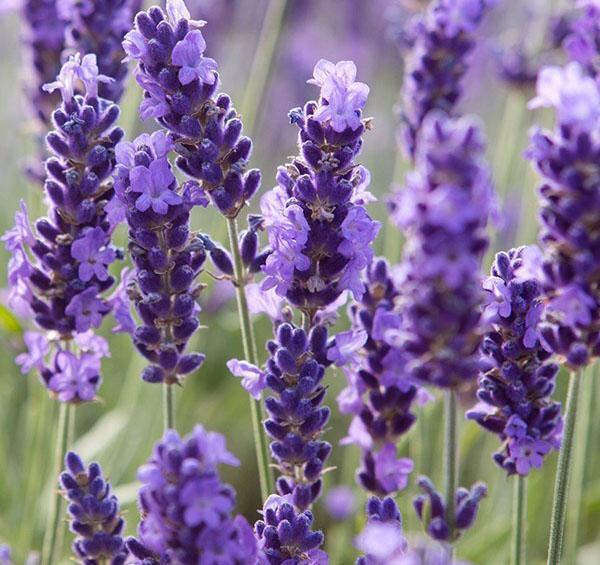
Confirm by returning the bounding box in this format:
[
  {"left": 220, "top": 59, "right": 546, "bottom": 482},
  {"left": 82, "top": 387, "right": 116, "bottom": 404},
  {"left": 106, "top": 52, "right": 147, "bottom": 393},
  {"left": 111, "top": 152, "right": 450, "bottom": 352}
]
[
  {"left": 41, "top": 402, "right": 75, "bottom": 565},
  {"left": 163, "top": 382, "right": 175, "bottom": 431},
  {"left": 565, "top": 364, "right": 595, "bottom": 563},
  {"left": 512, "top": 475, "right": 527, "bottom": 565},
  {"left": 444, "top": 389, "right": 458, "bottom": 561},
  {"left": 227, "top": 217, "right": 273, "bottom": 501},
  {"left": 547, "top": 370, "right": 582, "bottom": 565}
]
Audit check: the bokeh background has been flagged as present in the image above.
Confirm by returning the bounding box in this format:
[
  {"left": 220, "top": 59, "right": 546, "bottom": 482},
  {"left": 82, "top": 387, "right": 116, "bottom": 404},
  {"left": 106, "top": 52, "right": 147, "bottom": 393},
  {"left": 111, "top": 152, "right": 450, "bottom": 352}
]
[{"left": 0, "top": 0, "right": 598, "bottom": 563}]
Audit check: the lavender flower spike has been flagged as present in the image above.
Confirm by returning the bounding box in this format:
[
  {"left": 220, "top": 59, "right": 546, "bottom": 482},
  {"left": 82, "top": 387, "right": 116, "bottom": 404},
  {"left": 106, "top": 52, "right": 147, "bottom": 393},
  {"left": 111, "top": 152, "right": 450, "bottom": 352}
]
[
  {"left": 20, "top": 0, "right": 66, "bottom": 127},
  {"left": 389, "top": 111, "right": 494, "bottom": 389},
  {"left": 527, "top": 62, "right": 600, "bottom": 367},
  {"left": 59, "top": 0, "right": 141, "bottom": 102},
  {"left": 338, "top": 258, "right": 420, "bottom": 496},
  {"left": 413, "top": 476, "right": 487, "bottom": 543},
  {"left": 112, "top": 130, "right": 207, "bottom": 384},
  {"left": 229, "top": 322, "right": 333, "bottom": 512},
  {"left": 59, "top": 452, "right": 127, "bottom": 564},
  {"left": 3, "top": 55, "right": 123, "bottom": 401},
  {"left": 260, "top": 59, "right": 380, "bottom": 319},
  {"left": 400, "top": 0, "right": 495, "bottom": 158},
  {"left": 255, "top": 494, "right": 327, "bottom": 564},
  {"left": 126, "top": 425, "right": 258, "bottom": 563},
  {"left": 122, "top": 0, "right": 261, "bottom": 217},
  {"left": 355, "top": 496, "right": 407, "bottom": 565},
  {"left": 467, "top": 247, "right": 563, "bottom": 476}
]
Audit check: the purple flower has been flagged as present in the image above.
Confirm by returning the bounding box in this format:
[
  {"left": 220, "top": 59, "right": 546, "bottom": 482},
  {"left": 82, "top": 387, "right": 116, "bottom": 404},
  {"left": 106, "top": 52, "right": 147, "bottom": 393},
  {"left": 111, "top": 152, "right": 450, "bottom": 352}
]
[
  {"left": 126, "top": 426, "right": 256, "bottom": 564},
  {"left": 324, "top": 486, "right": 356, "bottom": 521},
  {"left": 107, "top": 267, "right": 136, "bottom": 335},
  {"left": 65, "top": 286, "right": 110, "bottom": 333},
  {"left": 15, "top": 331, "right": 49, "bottom": 374},
  {"left": 308, "top": 59, "right": 369, "bottom": 132},
  {"left": 327, "top": 328, "right": 367, "bottom": 366},
  {"left": 2, "top": 200, "right": 36, "bottom": 251},
  {"left": 373, "top": 444, "right": 414, "bottom": 494},
  {"left": 172, "top": 30, "right": 218, "bottom": 86},
  {"left": 255, "top": 494, "right": 327, "bottom": 564},
  {"left": 129, "top": 158, "right": 181, "bottom": 214},
  {"left": 509, "top": 438, "right": 553, "bottom": 475},
  {"left": 47, "top": 351, "right": 101, "bottom": 403},
  {"left": 71, "top": 227, "right": 117, "bottom": 282},
  {"left": 227, "top": 359, "right": 267, "bottom": 400},
  {"left": 59, "top": 452, "right": 127, "bottom": 563},
  {"left": 468, "top": 248, "right": 562, "bottom": 476},
  {"left": 356, "top": 496, "right": 407, "bottom": 565}
]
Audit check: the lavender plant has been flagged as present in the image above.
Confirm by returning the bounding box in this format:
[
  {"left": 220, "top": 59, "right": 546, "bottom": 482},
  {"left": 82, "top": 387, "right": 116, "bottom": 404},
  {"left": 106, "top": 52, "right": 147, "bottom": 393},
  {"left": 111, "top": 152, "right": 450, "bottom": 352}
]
[
  {"left": 527, "top": 60, "right": 600, "bottom": 564},
  {"left": 60, "top": 0, "right": 140, "bottom": 102},
  {"left": 126, "top": 425, "right": 259, "bottom": 563},
  {"left": 59, "top": 452, "right": 127, "bottom": 564},
  {"left": 399, "top": 0, "right": 495, "bottom": 158}
]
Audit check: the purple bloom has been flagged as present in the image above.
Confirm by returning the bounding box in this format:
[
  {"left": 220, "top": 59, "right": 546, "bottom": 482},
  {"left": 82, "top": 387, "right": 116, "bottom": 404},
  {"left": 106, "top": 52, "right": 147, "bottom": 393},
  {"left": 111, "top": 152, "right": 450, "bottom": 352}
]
[
  {"left": 126, "top": 426, "right": 256, "bottom": 564},
  {"left": 326, "top": 328, "right": 367, "bottom": 366},
  {"left": 400, "top": 0, "right": 494, "bottom": 158},
  {"left": 123, "top": 0, "right": 261, "bottom": 218},
  {"left": 15, "top": 331, "right": 49, "bottom": 374},
  {"left": 527, "top": 60, "right": 600, "bottom": 366},
  {"left": 59, "top": 452, "right": 127, "bottom": 564},
  {"left": 324, "top": 486, "right": 356, "bottom": 521},
  {"left": 255, "top": 494, "right": 327, "bottom": 564},
  {"left": 65, "top": 287, "right": 110, "bottom": 333},
  {"left": 260, "top": 60, "right": 379, "bottom": 312},
  {"left": 172, "top": 30, "right": 218, "bottom": 86},
  {"left": 308, "top": 59, "right": 369, "bottom": 132},
  {"left": 413, "top": 477, "right": 487, "bottom": 542},
  {"left": 509, "top": 438, "right": 553, "bottom": 475},
  {"left": 47, "top": 351, "right": 101, "bottom": 403},
  {"left": 71, "top": 227, "right": 117, "bottom": 282},
  {"left": 227, "top": 359, "right": 266, "bottom": 400},
  {"left": 129, "top": 158, "right": 181, "bottom": 214},
  {"left": 113, "top": 132, "right": 206, "bottom": 385},
  {"left": 389, "top": 112, "right": 493, "bottom": 388},
  {"left": 468, "top": 247, "right": 563, "bottom": 476},
  {"left": 373, "top": 444, "right": 414, "bottom": 494},
  {"left": 356, "top": 496, "right": 407, "bottom": 565}
]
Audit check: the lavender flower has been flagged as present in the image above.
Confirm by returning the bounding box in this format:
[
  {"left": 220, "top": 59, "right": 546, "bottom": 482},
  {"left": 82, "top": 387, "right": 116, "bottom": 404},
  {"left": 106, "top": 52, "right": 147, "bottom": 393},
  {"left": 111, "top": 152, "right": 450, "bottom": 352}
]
[
  {"left": 400, "top": 0, "right": 495, "bottom": 158},
  {"left": 467, "top": 247, "right": 563, "bottom": 475},
  {"left": 413, "top": 476, "right": 487, "bottom": 542},
  {"left": 255, "top": 494, "right": 327, "bottom": 565},
  {"left": 111, "top": 130, "right": 206, "bottom": 384},
  {"left": 389, "top": 111, "right": 493, "bottom": 389},
  {"left": 3, "top": 55, "right": 122, "bottom": 401},
  {"left": 20, "top": 0, "right": 66, "bottom": 126},
  {"left": 0, "top": 545, "right": 11, "bottom": 565},
  {"left": 59, "top": 452, "right": 127, "bottom": 564},
  {"left": 527, "top": 62, "right": 600, "bottom": 367},
  {"left": 324, "top": 486, "right": 356, "bottom": 521},
  {"left": 122, "top": 0, "right": 261, "bottom": 217},
  {"left": 355, "top": 496, "right": 407, "bottom": 565},
  {"left": 126, "top": 425, "right": 258, "bottom": 563},
  {"left": 59, "top": 0, "right": 140, "bottom": 102},
  {"left": 337, "top": 259, "right": 420, "bottom": 495},
  {"left": 563, "top": 1, "right": 600, "bottom": 78},
  {"left": 260, "top": 59, "right": 379, "bottom": 319},
  {"left": 229, "top": 322, "right": 332, "bottom": 511}
]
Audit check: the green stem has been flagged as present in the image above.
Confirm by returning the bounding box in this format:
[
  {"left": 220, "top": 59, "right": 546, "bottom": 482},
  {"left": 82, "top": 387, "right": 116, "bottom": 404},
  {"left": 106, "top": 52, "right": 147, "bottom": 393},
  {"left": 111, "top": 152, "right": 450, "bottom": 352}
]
[
  {"left": 227, "top": 217, "right": 273, "bottom": 501},
  {"left": 512, "top": 475, "right": 527, "bottom": 565},
  {"left": 240, "top": 0, "right": 288, "bottom": 137},
  {"left": 565, "top": 364, "right": 595, "bottom": 564},
  {"left": 41, "top": 402, "right": 75, "bottom": 565},
  {"left": 444, "top": 390, "right": 458, "bottom": 562},
  {"left": 547, "top": 370, "right": 583, "bottom": 565},
  {"left": 163, "top": 382, "right": 175, "bottom": 431}
]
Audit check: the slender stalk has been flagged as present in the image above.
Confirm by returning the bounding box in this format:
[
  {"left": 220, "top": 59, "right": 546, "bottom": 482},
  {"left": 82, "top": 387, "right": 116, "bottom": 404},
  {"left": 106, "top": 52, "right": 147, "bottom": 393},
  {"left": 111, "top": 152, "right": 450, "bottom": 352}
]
[
  {"left": 41, "top": 402, "right": 75, "bottom": 565},
  {"left": 227, "top": 217, "right": 272, "bottom": 501},
  {"left": 547, "top": 370, "right": 583, "bottom": 565},
  {"left": 565, "top": 363, "right": 595, "bottom": 563},
  {"left": 240, "top": 0, "right": 288, "bottom": 137},
  {"left": 512, "top": 475, "right": 528, "bottom": 565},
  {"left": 444, "top": 389, "right": 458, "bottom": 562},
  {"left": 163, "top": 382, "right": 175, "bottom": 431}
]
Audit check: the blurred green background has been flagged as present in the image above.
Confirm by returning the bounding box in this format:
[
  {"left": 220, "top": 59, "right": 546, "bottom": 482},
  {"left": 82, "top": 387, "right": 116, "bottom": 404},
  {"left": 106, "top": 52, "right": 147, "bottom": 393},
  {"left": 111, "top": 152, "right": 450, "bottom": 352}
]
[{"left": 0, "top": 0, "right": 598, "bottom": 563}]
